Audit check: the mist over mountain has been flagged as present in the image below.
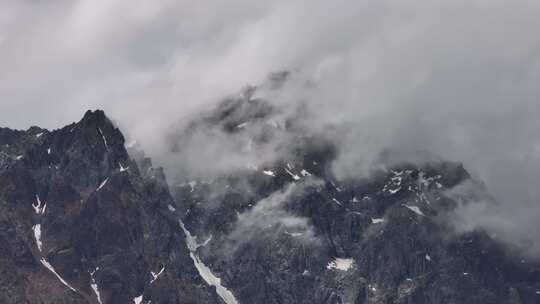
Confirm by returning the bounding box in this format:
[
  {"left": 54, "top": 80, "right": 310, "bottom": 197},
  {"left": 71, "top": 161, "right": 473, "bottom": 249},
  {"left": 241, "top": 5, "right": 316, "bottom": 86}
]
[{"left": 1, "top": 1, "right": 540, "bottom": 303}]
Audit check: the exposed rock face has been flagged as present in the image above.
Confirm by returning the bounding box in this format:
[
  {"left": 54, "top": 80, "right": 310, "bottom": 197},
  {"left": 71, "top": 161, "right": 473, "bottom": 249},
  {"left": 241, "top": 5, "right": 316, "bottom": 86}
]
[
  {"left": 170, "top": 97, "right": 540, "bottom": 304},
  {"left": 2, "top": 107, "right": 540, "bottom": 304},
  {"left": 0, "top": 110, "right": 219, "bottom": 304}
]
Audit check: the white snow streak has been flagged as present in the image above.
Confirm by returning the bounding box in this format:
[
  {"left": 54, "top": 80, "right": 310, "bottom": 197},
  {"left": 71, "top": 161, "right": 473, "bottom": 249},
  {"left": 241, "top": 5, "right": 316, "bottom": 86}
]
[
  {"left": 403, "top": 204, "right": 425, "bottom": 216},
  {"left": 90, "top": 267, "right": 103, "bottom": 304},
  {"left": 150, "top": 266, "right": 165, "bottom": 284},
  {"left": 180, "top": 221, "right": 238, "bottom": 304},
  {"left": 119, "top": 162, "right": 129, "bottom": 172},
  {"left": 97, "top": 178, "right": 109, "bottom": 191},
  {"left": 133, "top": 295, "right": 143, "bottom": 304},
  {"left": 262, "top": 170, "right": 275, "bottom": 177},
  {"left": 32, "top": 195, "right": 46, "bottom": 215},
  {"left": 371, "top": 218, "right": 384, "bottom": 224},
  {"left": 97, "top": 128, "right": 108, "bottom": 150},
  {"left": 33, "top": 224, "right": 43, "bottom": 252},
  {"left": 327, "top": 258, "right": 354, "bottom": 271},
  {"left": 40, "top": 258, "right": 77, "bottom": 292}
]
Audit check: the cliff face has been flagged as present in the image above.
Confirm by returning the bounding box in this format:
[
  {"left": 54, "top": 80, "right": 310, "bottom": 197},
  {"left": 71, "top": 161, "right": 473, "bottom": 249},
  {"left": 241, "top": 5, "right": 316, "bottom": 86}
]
[
  {"left": 1, "top": 108, "right": 540, "bottom": 304},
  {"left": 170, "top": 97, "right": 540, "bottom": 304},
  {"left": 0, "top": 110, "right": 218, "bottom": 304}
]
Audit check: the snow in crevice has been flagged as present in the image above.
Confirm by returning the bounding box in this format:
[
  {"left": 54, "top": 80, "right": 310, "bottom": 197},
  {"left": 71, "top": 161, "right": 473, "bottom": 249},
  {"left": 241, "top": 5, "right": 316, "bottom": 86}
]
[
  {"left": 36, "top": 132, "right": 44, "bottom": 138},
  {"left": 371, "top": 218, "right": 384, "bottom": 224},
  {"left": 97, "top": 128, "right": 108, "bottom": 150},
  {"left": 32, "top": 195, "right": 46, "bottom": 215},
  {"left": 150, "top": 265, "right": 165, "bottom": 284},
  {"left": 90, "top": 267, "right": 103, "bottom": 304},
  {"left": 262, "top": 170, "right": 275, "bottom": 177},
  {"left": 403, "top": 204, "right": 425, "bottom": 216},
  {"left": 47, "top": 147, "right": 51, "bottom": 155},
  {"left": 168, "top": 204, "right": 176, "bottom": 212},
  {"left": 327, "top": 258, "right": 354, "bottom": 271},
  {"left": 388, "top": 187, "right": 401, "bottom": 194},
  {"left": 284, "top": 168, "right": 300, "bottom": 181},
  {"left": 33, "top": 224, "right": 43, "bottom": 252},
  {"left": 40, "top": 258, "right": 77, "bottom": 292},
  {"left": 425, "top": 254, "right": 432, "bottom": 261},
  {"left": 235, "top": 122, "right": 248, "bottom": 129},
  {"left": 119, "top": 162, "right": 129, "bottom": 172},
  {"left": 97, "top": 178, "right": 109, "bottom": 191},
  {"left": 133, "top": 295, "right": 143, "bottom": 304},
  {"left": 180, "top": 221, "right": 239, "bottom": 304},
  {"left": 332, "top": 198, "right": 343, "bottom": 206}
]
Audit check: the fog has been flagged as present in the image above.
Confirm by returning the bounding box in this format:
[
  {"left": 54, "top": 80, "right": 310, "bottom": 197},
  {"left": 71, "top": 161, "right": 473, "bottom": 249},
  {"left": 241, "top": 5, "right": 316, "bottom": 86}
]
[{"left": 1, "top": 0, "right": 540, "bottom": 256}]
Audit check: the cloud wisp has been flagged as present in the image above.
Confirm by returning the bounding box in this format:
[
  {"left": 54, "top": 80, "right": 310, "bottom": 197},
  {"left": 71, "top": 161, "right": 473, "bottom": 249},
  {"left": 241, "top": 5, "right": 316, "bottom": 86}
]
[{"left": 1, "top": 1, "right": 540, "bottom": 257}]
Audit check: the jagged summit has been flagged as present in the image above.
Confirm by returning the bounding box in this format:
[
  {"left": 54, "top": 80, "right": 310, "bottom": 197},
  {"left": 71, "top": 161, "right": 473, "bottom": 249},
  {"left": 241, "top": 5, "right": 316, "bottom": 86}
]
[
  {"left": 0, "top": 110, "right": 219, "bottom": 304},
  {"left": 1, "top": 109, "right": 540, "bottom": 304}
]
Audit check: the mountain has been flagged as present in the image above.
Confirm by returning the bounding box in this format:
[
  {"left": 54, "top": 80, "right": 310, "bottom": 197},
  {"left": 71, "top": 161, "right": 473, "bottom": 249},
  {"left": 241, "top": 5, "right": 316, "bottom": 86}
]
[
  {"left": 1, "top": 108, "right": 539, "bottom": 304},
  {"left": 0, "top": 110, "right": 219, "bottom": 304},
  {"left": 169, "top": 94, "right": 540, "bottom": 304}
]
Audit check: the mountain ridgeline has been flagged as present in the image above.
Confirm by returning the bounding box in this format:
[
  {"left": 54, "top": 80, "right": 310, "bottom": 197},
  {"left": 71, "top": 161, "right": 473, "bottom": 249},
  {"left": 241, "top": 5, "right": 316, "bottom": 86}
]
[{"left": 0, "top": 108, "right": 539, "bottom": 304}]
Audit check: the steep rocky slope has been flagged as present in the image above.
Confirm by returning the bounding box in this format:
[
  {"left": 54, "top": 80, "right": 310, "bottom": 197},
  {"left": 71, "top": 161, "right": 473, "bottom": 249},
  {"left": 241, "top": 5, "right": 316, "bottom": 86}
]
[
  {"left": 2, "top": 106, "right": 540, "bottom": 304},
  {"left": 169, "top": 95, "right": 540, "bottom": 304},
  {"left": 0, "top": 110, "right": 219, "bottom": 304}
]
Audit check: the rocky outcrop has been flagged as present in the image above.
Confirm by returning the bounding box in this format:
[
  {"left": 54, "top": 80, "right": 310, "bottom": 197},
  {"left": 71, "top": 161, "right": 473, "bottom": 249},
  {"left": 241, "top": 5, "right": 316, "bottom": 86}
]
[
  {"left": 171, "top": 98, "right": 540, "bottom": 304},
  {"left": 0, "top": 110, "right": 219, "bottom": 304}
]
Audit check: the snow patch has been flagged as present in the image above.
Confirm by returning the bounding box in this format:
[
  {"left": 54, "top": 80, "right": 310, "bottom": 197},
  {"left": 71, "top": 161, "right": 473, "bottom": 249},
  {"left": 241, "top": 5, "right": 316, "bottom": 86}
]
[
  {"left": 425, "top": 254, "right": 431, "bottom": 261},
  {"left": 327, "top": 258, "right": 354, "bottom": 271},
  {"left": 97, "top": 128, "right": 108, "bottom": 150},
  {"left": 32, "top": 195, "right": 46, "bottom": 215},
  {"left": 168, "top": 204, "right": 176, "bottom": 212},
  {"left": 262, "top": 170, "right": 275, "bottom": 177},
  {"left": 33, "top": 224, "right": 43, "bottom": 252},
  {"left": 119, "top": 162, "right": 129, "bottom": 172},
  {"left": 235, "top": 122, "right": 248, "bottom": 129},
  {"left": 150, "top": 266, "right": 165, "bottom": 284},
  {"left": 97, "top": 178, "right": 109, "bottom": 191},
  {"left": 133, "top": 295, "right": 143, "bottom": 304},
  {"left": 36, "top": 132, "right": 44, "bottom": 138},
  {"left": 16, "top": 155, "right": 23, "bottom": 160},
  {"left": 371, "top": 218, "right": 384, "bottom": 224},
  {"left": 40, "top": 258, "right": 77, "bottom": 292},
  {"left": 180, "top": 221, "right": 238, "bottom": 304},
  {"left": 403, "top": 204, "right": 425, "bottom": 216},
  {"left": 389, "top": 187, "right": 401, "bottom": 194},
  {"left": 332, "top": 198, "right": 343, "bottom": 206},
  {"left": 47, "top": 148, "right": 51, "bottom": 155},
  {"left": 90, "top": 267, "right": 103, "bottom": 304}
]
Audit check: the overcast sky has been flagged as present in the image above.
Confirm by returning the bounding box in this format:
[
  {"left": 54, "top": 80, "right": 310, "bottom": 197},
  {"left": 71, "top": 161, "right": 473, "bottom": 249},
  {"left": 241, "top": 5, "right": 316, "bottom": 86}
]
[{"left": 1, "top": 0, "right": 540, "bottom": 257}]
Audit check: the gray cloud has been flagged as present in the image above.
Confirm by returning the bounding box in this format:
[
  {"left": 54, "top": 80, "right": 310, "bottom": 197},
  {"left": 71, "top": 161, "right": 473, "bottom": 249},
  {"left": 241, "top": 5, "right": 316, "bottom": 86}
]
[
  {"left": 223, "top": 180, "right": 321, "bottom": 255},
  {"left": 2, "top": 1, "right": 540, "bottom": 256}
]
